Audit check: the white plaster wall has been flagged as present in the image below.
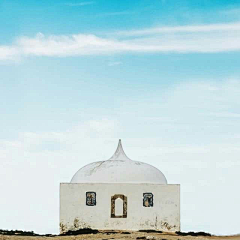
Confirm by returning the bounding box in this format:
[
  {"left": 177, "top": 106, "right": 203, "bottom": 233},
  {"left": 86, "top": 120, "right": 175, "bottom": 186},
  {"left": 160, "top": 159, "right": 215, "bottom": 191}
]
[{"left": 60, "top": 183, "right": 180, "bottom": 233}]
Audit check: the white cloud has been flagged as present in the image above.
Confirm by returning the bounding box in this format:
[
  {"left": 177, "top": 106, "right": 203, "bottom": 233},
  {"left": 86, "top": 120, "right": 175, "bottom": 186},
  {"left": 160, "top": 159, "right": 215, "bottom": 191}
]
[
  {"left": 0, "top": 46, "right": 18, "bottom": 61},
  {"left": 1, "top": 22, "right": 240, "bottom": 61},
  {"left": 116, "top": 22, "right": 240, "bottom": 36},
  {"left": 17, "top": 33, "right": 128, "bottom": 56}
]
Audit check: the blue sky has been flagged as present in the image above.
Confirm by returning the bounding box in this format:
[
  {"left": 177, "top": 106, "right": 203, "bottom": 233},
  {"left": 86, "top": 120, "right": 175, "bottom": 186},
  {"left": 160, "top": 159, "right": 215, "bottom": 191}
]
[{"left": 1, "top": 0, "right": 240, "bottom": 235}]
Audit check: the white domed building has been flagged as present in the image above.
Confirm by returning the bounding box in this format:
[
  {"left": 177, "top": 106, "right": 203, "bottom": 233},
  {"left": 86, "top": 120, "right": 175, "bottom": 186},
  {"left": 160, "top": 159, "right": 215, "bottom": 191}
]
[{"left": 60, "top": 140, "right": 180, "bottom": 233}]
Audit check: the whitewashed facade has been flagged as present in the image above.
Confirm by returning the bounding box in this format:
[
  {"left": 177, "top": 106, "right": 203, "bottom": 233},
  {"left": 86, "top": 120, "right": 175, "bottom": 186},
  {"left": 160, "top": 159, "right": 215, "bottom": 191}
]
[{"left": 60, "top": 140, "right": 180, "bottom": 233}]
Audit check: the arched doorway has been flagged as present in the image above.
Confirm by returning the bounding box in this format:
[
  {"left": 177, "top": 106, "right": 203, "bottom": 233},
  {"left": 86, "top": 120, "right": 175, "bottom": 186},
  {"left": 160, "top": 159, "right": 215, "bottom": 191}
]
[{"left": 111, "top": 194, "right": 127, "bottom": 218}]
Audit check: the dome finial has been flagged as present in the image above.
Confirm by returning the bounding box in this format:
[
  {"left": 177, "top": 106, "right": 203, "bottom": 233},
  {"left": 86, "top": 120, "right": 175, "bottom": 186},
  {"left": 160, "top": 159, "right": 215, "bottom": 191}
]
[{"left": 108, "top": 139, "right": 132, "bottom": 161}]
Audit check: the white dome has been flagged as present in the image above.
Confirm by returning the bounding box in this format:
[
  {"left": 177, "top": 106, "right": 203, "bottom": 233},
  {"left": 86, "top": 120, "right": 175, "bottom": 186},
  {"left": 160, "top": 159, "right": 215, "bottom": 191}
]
[{"left": 71, "top": 140, "right": 167, "bottom": 184}]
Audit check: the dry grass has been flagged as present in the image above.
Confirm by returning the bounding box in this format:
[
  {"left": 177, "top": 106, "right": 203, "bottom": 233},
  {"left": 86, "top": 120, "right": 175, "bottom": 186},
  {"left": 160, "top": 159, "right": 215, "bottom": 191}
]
[{"left": 1, "top": 231, "right": 240, "bottom": 240}]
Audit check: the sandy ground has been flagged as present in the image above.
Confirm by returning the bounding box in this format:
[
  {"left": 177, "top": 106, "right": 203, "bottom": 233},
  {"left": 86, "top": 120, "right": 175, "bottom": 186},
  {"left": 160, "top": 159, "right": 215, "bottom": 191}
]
[{"left": 1, "top": 231, "right": 240, "bottom": 240}]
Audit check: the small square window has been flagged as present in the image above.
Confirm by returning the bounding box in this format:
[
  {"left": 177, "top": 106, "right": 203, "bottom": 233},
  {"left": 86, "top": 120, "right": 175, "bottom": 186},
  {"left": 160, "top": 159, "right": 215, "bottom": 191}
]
[
  {"left": 143, "top": 193, "right": 153, "bottom": 207},
  {"left": 86, "top": 192, "right": 96, "bottom": 206}
]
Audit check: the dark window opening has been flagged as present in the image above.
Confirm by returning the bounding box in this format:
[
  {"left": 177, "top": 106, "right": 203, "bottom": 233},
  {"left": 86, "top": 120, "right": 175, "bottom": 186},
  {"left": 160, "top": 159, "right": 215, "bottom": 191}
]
[
  {"left": 86, "top": 192, "right": 96, "bottom": 206},
  {"left": 143, "top": 193, "right": 153, "bottom": 207}
]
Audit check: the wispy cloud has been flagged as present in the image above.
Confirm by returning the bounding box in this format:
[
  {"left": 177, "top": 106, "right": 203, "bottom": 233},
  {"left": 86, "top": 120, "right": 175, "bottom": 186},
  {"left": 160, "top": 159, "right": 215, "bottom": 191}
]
[
  {"left": 64, "top": 1, "right": 95, "bottom": 7},
  {"left": 1, "top": 22, "right": 240, "bottom": 61},
  {"left": 115, "top": 22, "right": 240, "bottom": 36},
  {"left": 0, "top": 46, "right": 18, "bottom": 61}
]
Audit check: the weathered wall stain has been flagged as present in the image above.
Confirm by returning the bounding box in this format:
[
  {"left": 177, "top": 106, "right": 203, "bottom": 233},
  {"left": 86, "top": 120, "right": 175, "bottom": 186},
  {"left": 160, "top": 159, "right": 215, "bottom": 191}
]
[
  {"left": 73, "top": 218, "right": 80, "bottom": 229},
  {"left": 155, "top": 216, "right": 158, "bottom": 228},
  {"left": 59, "top": 222, "right": 67, "bottom": 233},
  {"left": 72, "top": 220, "right": 91, "bottom": 230},
  {"left": 60, "top": 219, "right": 92, "bottom": 234},
  {"left": 160, "top": 221, "right": 176, "bottom": 231}
]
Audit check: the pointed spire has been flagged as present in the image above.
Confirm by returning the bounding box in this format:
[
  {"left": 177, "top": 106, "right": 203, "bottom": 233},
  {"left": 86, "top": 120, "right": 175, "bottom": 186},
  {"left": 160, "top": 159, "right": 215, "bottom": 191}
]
[{"left": 108, "top": 139, "right": 132, "bottom": 161}]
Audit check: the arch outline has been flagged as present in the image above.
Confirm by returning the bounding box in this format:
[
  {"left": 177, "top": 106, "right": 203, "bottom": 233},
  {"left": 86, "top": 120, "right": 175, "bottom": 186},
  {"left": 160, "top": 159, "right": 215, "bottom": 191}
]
[{"left": 111, "top": 194, "right": 127, "bottom": 218}]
